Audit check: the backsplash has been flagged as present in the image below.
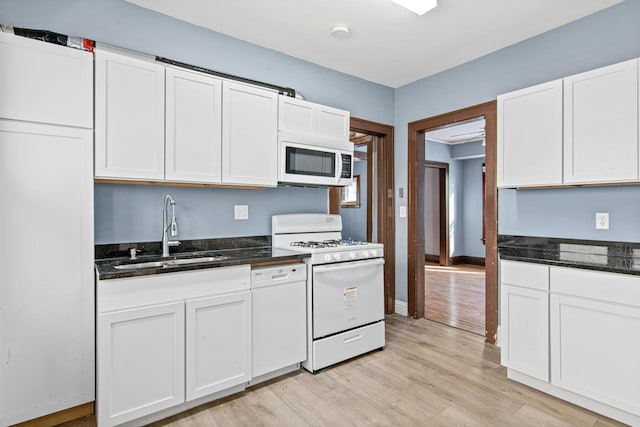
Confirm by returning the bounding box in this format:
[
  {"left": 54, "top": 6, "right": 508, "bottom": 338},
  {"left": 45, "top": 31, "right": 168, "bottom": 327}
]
[{"left": 94, "top": 183, "right": 328, "bottom": 244}]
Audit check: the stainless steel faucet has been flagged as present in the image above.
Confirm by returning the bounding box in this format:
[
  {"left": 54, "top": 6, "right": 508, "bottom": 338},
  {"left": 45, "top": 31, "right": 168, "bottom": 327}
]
[{"left": 162, "top": 194, "right": 180, "bottom": 257}]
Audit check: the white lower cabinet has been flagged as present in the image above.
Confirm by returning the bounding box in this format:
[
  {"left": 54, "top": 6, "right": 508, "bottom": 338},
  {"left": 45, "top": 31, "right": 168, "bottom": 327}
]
[
  {"left": 186, "top": 292, "right": 251, "bottom": 401},
  {"left": 98, "top": 302, "right": 186, "bottom": 426},
  {"left": 501, "top": 260, "right": 640, "bottom": 425},
  {"left": 97, "top": 266, "right": 251, "bottom": 427}
]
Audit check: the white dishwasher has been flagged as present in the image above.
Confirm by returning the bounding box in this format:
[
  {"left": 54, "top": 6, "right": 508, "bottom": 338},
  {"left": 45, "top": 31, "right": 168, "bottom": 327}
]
[{"left": 250, "top": 263, "right": 307, "bottom": 383}]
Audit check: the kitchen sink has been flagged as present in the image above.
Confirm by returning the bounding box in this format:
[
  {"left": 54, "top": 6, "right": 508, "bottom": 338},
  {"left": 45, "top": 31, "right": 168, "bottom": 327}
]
[{"left": 113, "top": 256, "right": 230, "bottom": 270}]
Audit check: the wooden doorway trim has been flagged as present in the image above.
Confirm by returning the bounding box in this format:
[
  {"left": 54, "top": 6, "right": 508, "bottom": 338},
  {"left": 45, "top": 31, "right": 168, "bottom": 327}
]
[
  {"left": 424, "top": 161, "right": 449, "bottom": 267},
  {"left": 407, "top": 101, "right": 498, "bottom": 343},
  {"left": 330, "top": 117, "right": 396, "bottom": 314}
]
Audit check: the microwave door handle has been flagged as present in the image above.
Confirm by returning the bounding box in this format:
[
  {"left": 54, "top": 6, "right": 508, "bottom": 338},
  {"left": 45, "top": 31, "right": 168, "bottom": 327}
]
[{"left": 336, "top": 152, "right": 342, "bottom": 183}]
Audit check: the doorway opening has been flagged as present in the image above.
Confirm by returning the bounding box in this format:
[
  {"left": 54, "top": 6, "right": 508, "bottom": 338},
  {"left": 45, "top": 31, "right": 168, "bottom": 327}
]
[
  {"left": 330, "top": 117, "right": 396, "bottom": 314},
  {"left": 407, "top": 101, "right": 498, "bottom": 344}
]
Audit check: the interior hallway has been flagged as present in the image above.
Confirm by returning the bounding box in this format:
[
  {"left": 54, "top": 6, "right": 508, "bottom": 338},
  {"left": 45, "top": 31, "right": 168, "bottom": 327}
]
[{"left": 425, "top": 262, "right": 486, "bottom": 336}]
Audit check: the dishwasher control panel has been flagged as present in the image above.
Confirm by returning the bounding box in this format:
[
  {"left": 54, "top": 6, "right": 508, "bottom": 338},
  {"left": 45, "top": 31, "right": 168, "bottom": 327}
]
[{"left": 251, "top": 263, "right": 307, "bottom": 288}]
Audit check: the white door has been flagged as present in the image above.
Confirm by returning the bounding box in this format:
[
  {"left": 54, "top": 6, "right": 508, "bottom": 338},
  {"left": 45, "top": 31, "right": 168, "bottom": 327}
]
[
  {"left": 0, "top": 121, "right": 94, "bottom": 426},
  {"left": 317, "top": 104, "right": 350, "bottom": 139},
  {"left": 500, "top": 284, "right": 549, "bottom": 382},
  {"left": 0, "top": 32, "right": 93, "bottom": 128},
  {"left": 185, "top": 291, "right": 251, "bottom": 401},
  {"left": 222, "top": 81, "right": 278, "bottom": 186},
  {"left": 563, "top": 59, "right": 639, "bottom": 183},
  {"left": 166, "top": 68, "right": 223, "bottom": 183},
  {"left": 278, "top": 96, "right": 317, "bottom": 134},
  {"left": 95, "top": 49, "right": 165, "bottom": 180},
  {"left": 97, "top": 302, "right": 185, "bottom": 426},
  {"left": 312, "top": 258, "right": 384, "bottom": 339},
  {"left": 550, "top": 294, "right": 640, "bottom": 416},
  {"left": 497, "top": 80, "right": 563, "bottom": 187}
]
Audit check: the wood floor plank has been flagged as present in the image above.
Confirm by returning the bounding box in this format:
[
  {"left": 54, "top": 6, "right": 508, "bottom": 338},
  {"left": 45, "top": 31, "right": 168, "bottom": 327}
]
[{"left": 58, "top": 314, "right": 626, "bottom": 427}]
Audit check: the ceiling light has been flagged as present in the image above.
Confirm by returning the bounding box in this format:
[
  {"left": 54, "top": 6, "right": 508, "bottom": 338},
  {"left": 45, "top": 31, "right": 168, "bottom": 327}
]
[
  {"left": 330, "top": 25, "right": 350, "bottom": 39},
  {"left": 392, "top": 0, "right": 437, "bottom": 15}
]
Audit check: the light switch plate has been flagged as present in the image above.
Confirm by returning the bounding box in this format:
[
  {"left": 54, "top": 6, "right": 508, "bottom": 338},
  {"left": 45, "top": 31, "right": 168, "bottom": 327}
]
[
  {"left": 399, "top": 206, "right": 407, "bottom": 218},
  {"left": 595, "top": 212, "right": 609, "bottom": 230},
  {"left": 234, "top": 205, "right": 249, "bottom": 220}
]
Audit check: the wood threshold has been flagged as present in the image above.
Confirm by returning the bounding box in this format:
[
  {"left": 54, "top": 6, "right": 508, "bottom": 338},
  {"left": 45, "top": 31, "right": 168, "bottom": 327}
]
[
  {"left": 408, "top": 101, "right": 498, "bottom": 344},
  {"left": 13, "top": 402, "right": 94, "bottom": 427}
]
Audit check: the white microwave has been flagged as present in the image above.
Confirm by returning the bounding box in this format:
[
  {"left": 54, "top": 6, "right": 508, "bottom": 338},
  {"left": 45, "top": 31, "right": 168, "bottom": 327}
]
[{"left": 278, "top": 132, "right": 353, "bottom": 187}]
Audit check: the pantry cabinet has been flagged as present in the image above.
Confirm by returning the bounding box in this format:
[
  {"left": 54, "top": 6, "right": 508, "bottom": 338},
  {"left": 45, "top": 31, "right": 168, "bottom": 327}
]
[
  {"left": 563, "top": 59, "right": 639, "bottom": 184},
  {"left": 497, "top": 80, "right": 563, "bottom": 187},
  {"left": 95, "top": 48, "right": 165, "bottom": 180},
  {"left": 165, "top": 68, "right": 223, "bottom": 183},
  {"left": 222, "top": 81, "right": 278, "bottom": 186},
  {"left": 279, "top": 96, "right": 350, "bottom": 140}
]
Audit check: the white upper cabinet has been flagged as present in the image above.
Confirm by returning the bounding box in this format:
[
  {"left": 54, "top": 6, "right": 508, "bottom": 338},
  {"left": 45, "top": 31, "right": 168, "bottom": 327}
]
[
  {"left": 222, "top": 81, "right": 278, "bottom": 187},
  {"left": 95, "top": 48, "right": 165, "bottom": 180},
  {"left": 165, "top": 68, "right": 223, "bottom": 183},
  {"left": 498, "top": 80, "right": 563, "bottom": 187},
  {"left": 279, "top": 96, "right": 350, "bottom": 140},
  {"left": 0, "top": 32, "right": 93, "bottom": 128},
  {"left": 563, "top": 59, "right": 639, "bottom": 184}
]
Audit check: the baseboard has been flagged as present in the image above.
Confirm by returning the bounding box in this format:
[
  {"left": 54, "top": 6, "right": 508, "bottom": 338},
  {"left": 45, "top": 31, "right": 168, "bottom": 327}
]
[
  {"left": 449, "top": 256, "right": 485, "bottom": 266},
  {"left": 13, "top": 402, "right": 94, "bottom": 427},
  {"left": 424, "top": 254, "right": 439, "bottom": 263},
  {"left": 395, "top": 299, "right": 408, "bottom": 316}
]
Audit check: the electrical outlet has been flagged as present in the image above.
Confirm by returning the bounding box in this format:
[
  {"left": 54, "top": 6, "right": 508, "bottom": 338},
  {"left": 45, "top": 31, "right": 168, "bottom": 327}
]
[
  {"left": 234, "top": 205, "right": 248, "bottom": 220},
  {"left": 595, "top": 212, "right": 609, "bottom": 230}
]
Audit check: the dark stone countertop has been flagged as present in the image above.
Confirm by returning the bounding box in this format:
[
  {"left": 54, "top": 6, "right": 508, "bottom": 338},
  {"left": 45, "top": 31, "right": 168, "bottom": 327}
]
[
  {"left": 95, "top": 236, "right": 309, "bottom": 280},
  {"left": 498, "top": 235, "right": 640, "bottom": 276}
]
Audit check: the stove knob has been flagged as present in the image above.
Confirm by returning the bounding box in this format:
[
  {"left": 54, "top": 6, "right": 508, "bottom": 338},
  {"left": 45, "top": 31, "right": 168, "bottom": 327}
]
[
  {"left": 324, "top": 254, "right": 332, "bottom": 262},
  {"left": 363, "top": 250, "right": 370, "bottom": 258},
  {"left": 371, "top": 249, "right": 378, "bottom": 257},
  {"left": 334, "top": 253, "right": 342, "bottom": 261},
  {"left": 349, "top": 252, "right": 356, "bottom": 259}
]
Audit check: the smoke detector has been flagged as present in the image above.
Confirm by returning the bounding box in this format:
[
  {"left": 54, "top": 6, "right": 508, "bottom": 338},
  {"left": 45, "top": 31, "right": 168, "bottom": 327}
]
[{"left": 330, "top": 25, "right": 350, "bottom": 39}]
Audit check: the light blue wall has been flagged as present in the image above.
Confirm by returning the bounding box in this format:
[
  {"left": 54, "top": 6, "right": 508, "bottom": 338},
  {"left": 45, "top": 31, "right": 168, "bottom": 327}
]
[
  {"left": 461, "top": 158, "right": 485, "bottom": 258},
  {"left": 395, "top": 0, "right": 640, "bottom": 302},
  {"left": 1, "top": 0, "right": 394, "bottom": 244},
  {"left": 452, "top": 140, "right": 484, "bottom": 159},
  {"left": 340, "top": 160, "right": 368, "bottom": 242}
]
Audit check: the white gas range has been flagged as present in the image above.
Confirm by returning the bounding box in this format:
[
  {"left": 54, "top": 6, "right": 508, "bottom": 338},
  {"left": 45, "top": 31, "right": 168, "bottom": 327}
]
[{"left": 272, "top": 213, "right": 385, "bottom": 373}]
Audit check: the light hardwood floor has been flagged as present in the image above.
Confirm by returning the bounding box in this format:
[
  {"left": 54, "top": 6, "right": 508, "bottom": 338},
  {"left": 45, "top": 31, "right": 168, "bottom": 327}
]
[
  {"left": 425, "top": 263, "right": 486, "bottom": 336},
  {"left": 62, "top": 315, "right": 624, "bottom": 427}
]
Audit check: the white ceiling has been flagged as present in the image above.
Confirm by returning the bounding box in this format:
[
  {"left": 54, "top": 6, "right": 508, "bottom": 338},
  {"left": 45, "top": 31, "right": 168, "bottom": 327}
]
[
  {"left": 126, "top": 0, "right": 622, "bottom": 88},
  {"left": 426, "top": 117, "right": 485, "bottom": 145}
]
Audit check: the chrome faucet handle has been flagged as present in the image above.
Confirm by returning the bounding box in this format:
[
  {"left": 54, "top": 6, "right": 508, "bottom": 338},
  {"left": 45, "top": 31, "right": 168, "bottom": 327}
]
[{"left": 168, "top": 240, "right": 181, "bottom": 247}]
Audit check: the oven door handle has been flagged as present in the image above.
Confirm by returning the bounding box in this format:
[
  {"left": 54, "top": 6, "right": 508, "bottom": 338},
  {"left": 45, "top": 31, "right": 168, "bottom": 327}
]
[{"left": 314, "top": 258, "right": 384, "bottom": 273}]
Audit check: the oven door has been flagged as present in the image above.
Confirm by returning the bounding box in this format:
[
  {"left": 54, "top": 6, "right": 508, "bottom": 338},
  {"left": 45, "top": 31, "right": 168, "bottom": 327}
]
[{"left": 312, "top": 258, "right": 384, "bottom": 339}]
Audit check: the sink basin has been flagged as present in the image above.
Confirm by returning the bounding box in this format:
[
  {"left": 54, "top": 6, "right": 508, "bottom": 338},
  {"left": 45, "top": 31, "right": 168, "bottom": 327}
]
[{"left": 113, "top": 256, "right": 230, "bottom": 270}]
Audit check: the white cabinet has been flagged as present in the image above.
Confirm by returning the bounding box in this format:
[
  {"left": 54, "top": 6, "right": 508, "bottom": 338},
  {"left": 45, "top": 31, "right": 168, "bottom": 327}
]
[
  {"left": 563, "top": 59, "right": 639, "bottom": 184},
  {"left": 550, "top": 267, "right": 640, "bottom": 417},
  {"left": 222, "top": 81, "right": 278, "bottom": 186},
  {"left": 97, "top": 302, "right": 185, "bottom": 426},
  {"left": 279, "top": 96, "right": 350, "bottom": 139},
  {"left": 165, "top": 68, "right": 223, "bottom": 183},
  {"left": 186, "top": 291, "right": 251, "bottom": 401},
  {"left": 497, "top": 80, "right": 563, "bottom": 187},
  {"left": 499, "top": 260, "right": 549, "bottom": 381},
  {"left": 95, "top": 48, "right": 165, "bottom": 180},
  {"left": 0, "top": 32, "right": 93, "bottom": 128},
  {"left": 97, "top": 266, "right": 251, "bottom": 426}
]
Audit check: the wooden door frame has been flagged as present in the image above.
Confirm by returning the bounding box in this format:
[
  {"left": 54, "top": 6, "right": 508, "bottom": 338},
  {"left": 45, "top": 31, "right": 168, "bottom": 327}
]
[
  {"left": 330, "top": 117, "right": 396, "bottom": 314},
  {"left": 424, "top": 161, "right": 449, "bottom": 267},
  {"left": 407, "top": 101, "right": 498, "bottom": 343}
]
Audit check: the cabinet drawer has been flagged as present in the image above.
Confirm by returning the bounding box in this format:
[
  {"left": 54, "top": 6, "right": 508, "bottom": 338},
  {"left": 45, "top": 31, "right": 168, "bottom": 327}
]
[
  {"left": 501, "top": 260, "right": 549, "bottom": 291},
  {"left": 312, "top": 321, "right": 385, "bottom": 371},
  {"left": 550, "top": 267, "right": 640, "bottom": 306}
]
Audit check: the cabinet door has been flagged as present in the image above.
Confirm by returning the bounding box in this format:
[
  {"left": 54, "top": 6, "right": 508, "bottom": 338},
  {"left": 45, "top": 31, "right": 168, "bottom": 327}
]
[
  {"left": 166, "top": 68, "right": 223, "bottom": 183},
  {"left": 497, "top": 80, "right": 563, "bottom": 187},
  {"left": 550, "top": 294, "right": 640, "bottom": 416},
  {"left": 222, "top": 82, "right": 278, "bottom": 186},
  {"left": 564, "top": 59, "right": 639, "bottom": 183},
  {"left": 97, "top": 302, "right": 185, "bottom": 426},
  {"left": 95, "top": 49, "right": 165, "bottom": 180},
  {"left": 317, "top": 104, "right": 350, "bottom": 140},
  {"left": 0, "top": 33, "right": 93, "bottom": 128},
  {"left": 278, "top": 96, "right": 317, "bottom": 134},
  {"left": 500, "top": 284, "right": 549, "bottom": 382},
  {"left": 0, "top": 121, "right": 94, "bottom": 426},
  {"left": 185, "top": 291, "right": 251, "bottom": 401}
]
